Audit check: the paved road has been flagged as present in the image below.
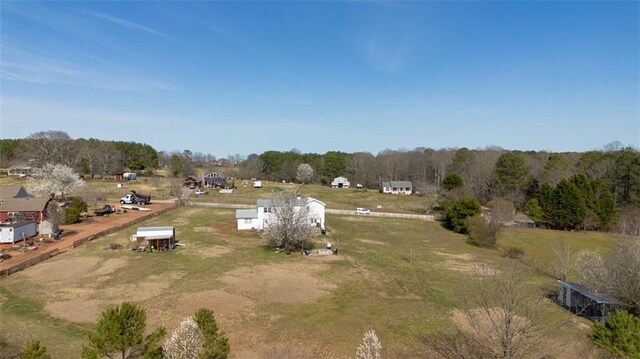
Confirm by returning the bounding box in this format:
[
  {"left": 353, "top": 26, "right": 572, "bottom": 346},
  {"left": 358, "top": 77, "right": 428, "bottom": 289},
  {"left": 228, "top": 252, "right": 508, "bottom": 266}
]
[{"left": 184, "top": 201, "right": 435, "bottom": 221}]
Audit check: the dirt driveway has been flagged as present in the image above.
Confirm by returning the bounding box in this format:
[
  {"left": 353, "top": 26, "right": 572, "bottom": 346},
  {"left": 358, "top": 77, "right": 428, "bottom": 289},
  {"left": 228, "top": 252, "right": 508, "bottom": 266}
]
[{"left": 0, "top": 203, "right": 175, "bottom": 273}]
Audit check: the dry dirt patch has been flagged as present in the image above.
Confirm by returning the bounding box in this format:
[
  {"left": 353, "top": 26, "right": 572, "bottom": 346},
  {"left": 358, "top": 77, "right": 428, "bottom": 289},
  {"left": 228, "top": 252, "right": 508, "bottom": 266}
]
[
  {"left": 45, "top": 299, "right": 110, "bottom": 323},
  {"left": 221, "top": 262, "right": 336, "bottom": 304},
  {"left": 442, "top": 260, "right": 499, "bottom": 275},
  {"left": 102, "top": 271, "right": 185, "bottom": 301},
  {"left": 212, "top": 220, "right": 238, "bottom": 235},
  {"left": 193, "top": 226, "right": 214, "bottom": 233},
  {"left": 24, "top": 257, "right": 101, "bottom": 282}
]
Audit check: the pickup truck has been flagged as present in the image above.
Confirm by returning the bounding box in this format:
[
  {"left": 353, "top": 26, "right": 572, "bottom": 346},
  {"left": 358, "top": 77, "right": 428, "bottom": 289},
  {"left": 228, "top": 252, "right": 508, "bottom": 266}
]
[
  {"left": 120, "top": 191, "right": 151, "bottom": 205},
  {"left": 94, "top": 204, "right": 116, "bottom": 216}
]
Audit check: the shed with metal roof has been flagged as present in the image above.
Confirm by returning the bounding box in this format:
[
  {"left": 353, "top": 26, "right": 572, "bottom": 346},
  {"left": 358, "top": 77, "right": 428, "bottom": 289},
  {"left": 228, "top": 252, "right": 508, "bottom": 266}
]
[{"left": 557, "top": 281, "right": 629, "bottom": 322}]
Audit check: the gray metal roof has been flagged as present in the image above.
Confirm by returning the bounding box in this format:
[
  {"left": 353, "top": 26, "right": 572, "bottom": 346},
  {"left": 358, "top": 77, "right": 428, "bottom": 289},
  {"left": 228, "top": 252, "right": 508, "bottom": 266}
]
[
  {"left": 382, "top": 181, "right": 412, "bottom": 188},
  {"left": 560, "top": 281, "right": 629, "bottom": 306},
  {"left": 256, "top": 197, "right": 325, "bottom": 208},
  {"left": 236, "top": 209, "right": 258, "bottom": 219},
  {"left": 0, "top": 220, "right": 37, "bottom": 228}
]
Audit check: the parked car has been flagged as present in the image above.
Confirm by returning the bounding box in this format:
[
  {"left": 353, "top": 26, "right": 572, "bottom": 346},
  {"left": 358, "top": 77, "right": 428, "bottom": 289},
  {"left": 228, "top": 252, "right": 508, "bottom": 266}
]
[
  {"left": 195, "top": 188, "right": 206, "bottom": 195},
  {"left": 356, "top": 208, "right": 371, "bottom": 215}
]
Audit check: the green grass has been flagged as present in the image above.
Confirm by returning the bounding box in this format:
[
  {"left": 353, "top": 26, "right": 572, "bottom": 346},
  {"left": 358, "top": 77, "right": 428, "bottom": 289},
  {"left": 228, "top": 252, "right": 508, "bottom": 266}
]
[
  {"left": 0, "top": 207, "right": 615, "bottom": 357},
  {"left": 189, "top": 181, "right": 428, "bottom": 214}
]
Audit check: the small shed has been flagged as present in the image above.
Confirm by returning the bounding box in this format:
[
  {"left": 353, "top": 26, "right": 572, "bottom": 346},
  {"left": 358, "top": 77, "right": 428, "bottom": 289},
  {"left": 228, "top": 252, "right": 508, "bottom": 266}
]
[
  {"left": 557, "top": 281, "right": 630, "bottom": 322},
  {"left": 0, "top": 220, "right": 37, "bottom": 244},
  {"left": 123, "top": 172, "right": 137, "bottom": 180},
  {"left": 133, "top": 226, "right": 176, "bottom": 250}
]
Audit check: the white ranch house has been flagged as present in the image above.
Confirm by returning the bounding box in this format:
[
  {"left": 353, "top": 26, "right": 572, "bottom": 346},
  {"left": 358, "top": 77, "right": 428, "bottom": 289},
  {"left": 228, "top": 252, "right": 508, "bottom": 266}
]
[
  {"left": 331, "top": 176, "right": 350, "bottom": 188},
  {"left": 380, "top": 181, "right": 413, "bottom": 195},
  {"left": 236, "top": 197, "right": 326, "bottom": 231}
]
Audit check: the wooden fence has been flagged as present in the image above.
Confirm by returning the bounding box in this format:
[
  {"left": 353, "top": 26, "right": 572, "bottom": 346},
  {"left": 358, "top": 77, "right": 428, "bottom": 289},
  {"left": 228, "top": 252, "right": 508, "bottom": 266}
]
[
  {"left": 72, "top": 205, "right": 177, "bottom": 248},
  {"left": 0, "top": 249, "right": 60, "bottom": 277}
]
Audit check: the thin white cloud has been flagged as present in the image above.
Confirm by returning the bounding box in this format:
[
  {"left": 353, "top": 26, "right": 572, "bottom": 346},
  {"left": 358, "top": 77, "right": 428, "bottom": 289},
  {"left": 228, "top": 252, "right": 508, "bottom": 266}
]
[
  {"left": 87, "top": 11, "right": 170, "bottom": 38},
  {"left": 1, "top": 41, "right": 178, "bottom": 92}
]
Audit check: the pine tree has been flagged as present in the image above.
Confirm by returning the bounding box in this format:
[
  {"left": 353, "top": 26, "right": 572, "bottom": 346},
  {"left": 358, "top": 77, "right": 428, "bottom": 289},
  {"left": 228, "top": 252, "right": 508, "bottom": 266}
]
[
  {"left": 81, "top": 302, "right": 165, "bottom": 359},
  {"left": 590, "top": 310, "right": 640, "bottom": 358},
  {"left": 20, "top": 340, "right": 50, "bottom": 359},
  {"left": 194, "top": 308, "right": 230, "bottom": 359}
]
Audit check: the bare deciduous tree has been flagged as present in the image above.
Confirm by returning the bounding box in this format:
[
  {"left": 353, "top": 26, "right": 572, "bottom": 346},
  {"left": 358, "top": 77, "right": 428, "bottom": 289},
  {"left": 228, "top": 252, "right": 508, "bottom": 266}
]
[
  {"left": 296, "top": 163, "right": 314, "bottom": 184},
  {"left": 263, "top": 190, "right": 314, "bottom": 252},
  {"left": 425, "top": 270, "right": 550, "bottom": 359},
  {"left": 552, "top": 241, "right": 573, "bottom": 281},
  {"left": 169, "top": 179, "right": 186, "bottom": 204},
  {"left": 616, "top": 205, "right": 640, "bottom": 237}
]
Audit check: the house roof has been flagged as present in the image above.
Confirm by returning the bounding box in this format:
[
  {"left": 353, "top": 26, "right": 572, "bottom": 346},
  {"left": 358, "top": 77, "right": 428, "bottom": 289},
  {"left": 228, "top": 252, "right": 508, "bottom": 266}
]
[
  {"left": 136, "top": 226, "right": 175, "bottom": 240},
  {"left": 236, "top": 209, "right": 258, "bottom": 219},
  {"left": 560, "top": 281, "right": 629, "bottom": 306},
  {"left": 203, "top": 172, "right": 223, "bottom": 178},
  {"left": 8, "top": 164, "right": 33, "bottom": 170},
  {"left": 257, "top": 197, "right": 325, "bottom": 208},
  {"left": 0, "top": 197, "right": 50, "bottom": 212},
  {"left": 332, "top": 176, "right": 348, "bottom": 181},
  {"left": 382, "top": 181, "right": 412, "bottom": 188},
  {"left": 0, "top": 185, "right": 30, "bottom": 199}
]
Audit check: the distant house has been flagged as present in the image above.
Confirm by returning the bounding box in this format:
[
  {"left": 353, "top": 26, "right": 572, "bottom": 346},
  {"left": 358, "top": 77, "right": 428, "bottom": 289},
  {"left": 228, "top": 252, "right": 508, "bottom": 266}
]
[
  {"left": 184, "top": 175, "right": 201, "bottom": 187},
  {"left": 557, "top": 281, "right": 630, "bottom": 322},
  {"left": 236, "top": 197, "right": 325, "bottom": 231},
  {"left": 8, "top": 164, "right": 34, "bottom": 177},
  {"left": 380, "top": 181, "right": 412, "bottom": 195},
  {"left": 131, "top": 226, "right": 176, "bottom": 250},
  {"left": 331, "top": 176, "right": 350, "bottom": 189},
  {"left": 203, "top": 172, "right": 225, "bottom": 188}
]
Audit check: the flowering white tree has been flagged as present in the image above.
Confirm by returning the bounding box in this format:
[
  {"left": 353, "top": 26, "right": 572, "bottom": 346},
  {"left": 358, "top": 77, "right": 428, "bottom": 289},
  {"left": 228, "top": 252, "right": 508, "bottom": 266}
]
[
  {"left": 355, "top": 329, "right": 382, "bottom": 359},
  {"left": 27, "top": 163, "right": 85, "bottom": 199},
  {"left": 263, "top": 190, "right": 314, "bottom": 252},
  {"left": 296, "top": 163, "right": 314, "bottom": 184},
  {"left": 163, "top": 317, "right": 204, "bottom": 359}
]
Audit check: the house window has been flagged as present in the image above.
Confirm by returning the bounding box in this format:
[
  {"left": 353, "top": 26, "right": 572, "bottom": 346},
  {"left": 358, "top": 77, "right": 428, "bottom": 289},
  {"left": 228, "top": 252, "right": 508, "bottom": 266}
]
[{"left": 244, "top": 219, "right": 252, "bottom": 224}]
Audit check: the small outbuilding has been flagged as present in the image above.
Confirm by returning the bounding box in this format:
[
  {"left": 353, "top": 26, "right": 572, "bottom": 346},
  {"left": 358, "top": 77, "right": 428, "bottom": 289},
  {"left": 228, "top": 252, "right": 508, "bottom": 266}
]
[
  {"left": 0, "top": 220, "right": 37, "bottom": 244},
  {"left": 123, "top": 172, "right": 137, "bottom": 180},
  {"left": 557, "top": 281, "right": 630, "bottom": 322},
  {"left": 132, "top": 226, "right": 176, "bottom": 250}
]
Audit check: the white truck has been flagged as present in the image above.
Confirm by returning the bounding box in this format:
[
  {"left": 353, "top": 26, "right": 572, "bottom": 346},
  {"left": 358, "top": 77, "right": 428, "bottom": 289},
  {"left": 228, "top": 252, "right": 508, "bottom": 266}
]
[
  {"left": 253, "top": 181, "right": 262, "bottom": 188},
  {"left": 120, "top": 191, "right": 151, "bottom": 205}
]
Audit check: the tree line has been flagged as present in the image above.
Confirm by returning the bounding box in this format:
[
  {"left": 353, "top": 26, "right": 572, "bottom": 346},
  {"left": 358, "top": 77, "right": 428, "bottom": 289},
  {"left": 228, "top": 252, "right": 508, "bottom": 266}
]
[{"left": 1, "top": 131, "right": 158, "bottom": 178}]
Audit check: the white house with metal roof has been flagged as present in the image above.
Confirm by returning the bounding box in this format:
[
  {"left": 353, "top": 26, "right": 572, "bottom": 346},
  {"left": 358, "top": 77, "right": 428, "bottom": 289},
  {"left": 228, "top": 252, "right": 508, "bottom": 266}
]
[
  {"left": 380, "top": 181, "right": 413, "bottom": 195},
  {"left": 236, "top": 197, "right": 326, "bottom": 231}
]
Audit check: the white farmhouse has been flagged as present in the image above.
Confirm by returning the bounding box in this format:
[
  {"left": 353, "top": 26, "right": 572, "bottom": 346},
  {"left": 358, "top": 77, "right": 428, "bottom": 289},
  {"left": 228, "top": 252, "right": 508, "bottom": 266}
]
[
  {"left": 380, "top": 181, "right": 413, "bottom": 195},
  {"left": 331, "top": 176, "right": 350, "bottom": 189},
  {"left": 236, "top": 197, "right": 326, "bottom": 231}
]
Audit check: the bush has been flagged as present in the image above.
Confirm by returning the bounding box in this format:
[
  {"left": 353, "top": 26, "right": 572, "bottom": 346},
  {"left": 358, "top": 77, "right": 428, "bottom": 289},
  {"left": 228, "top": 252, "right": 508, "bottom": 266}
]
[
  {"left": 443, "top": 196, "right": 482, "bottom": 233},
  {"left": 504, "top": 247, "right": 524, "bottom": 259},
  {"left": 466, "top": 216, "right": 500, "bottom": 248},
  {"left": 69, "top": 197, "right": 88, "bottom": 212},
  {"left": 62, "top": 207, "right": 81, "bottom": 225}
]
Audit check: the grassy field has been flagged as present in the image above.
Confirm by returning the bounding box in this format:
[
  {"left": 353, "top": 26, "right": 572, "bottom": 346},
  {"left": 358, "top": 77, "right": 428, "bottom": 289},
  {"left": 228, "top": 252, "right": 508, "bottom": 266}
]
[
  {"left": 0, "top": 206, "right": 615, "bottom": 358},
  {"left": 189, "top": 180, "right": 428, "bottom": 214}
]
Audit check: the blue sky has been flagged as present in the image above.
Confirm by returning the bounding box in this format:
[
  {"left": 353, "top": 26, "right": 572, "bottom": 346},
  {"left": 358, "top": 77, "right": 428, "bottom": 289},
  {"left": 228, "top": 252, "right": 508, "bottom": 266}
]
[{"left": 1, "top": 1, "right": 638, "bottom": 156}]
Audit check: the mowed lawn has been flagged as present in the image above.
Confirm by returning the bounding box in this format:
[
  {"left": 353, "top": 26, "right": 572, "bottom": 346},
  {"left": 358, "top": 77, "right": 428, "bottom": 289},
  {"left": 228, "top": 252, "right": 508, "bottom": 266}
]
[{"left": 0, "top": 207, "right": 614, "bottom": 358}]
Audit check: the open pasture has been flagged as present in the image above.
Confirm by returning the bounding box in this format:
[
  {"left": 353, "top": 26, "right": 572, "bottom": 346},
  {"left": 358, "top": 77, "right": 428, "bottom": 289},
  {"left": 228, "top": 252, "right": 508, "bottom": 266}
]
[{"left": 0, "top": 207, "right": 615, "bottom": 358}]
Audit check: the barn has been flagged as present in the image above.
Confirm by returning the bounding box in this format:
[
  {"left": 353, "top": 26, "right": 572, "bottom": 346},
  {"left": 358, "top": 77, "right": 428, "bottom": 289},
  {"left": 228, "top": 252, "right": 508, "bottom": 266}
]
[
  {"left": 132, "top": 226, "right": 176, "bottom": 250},
  {"left": 0, "top": 220, "right": 38, "bottom": 244}
]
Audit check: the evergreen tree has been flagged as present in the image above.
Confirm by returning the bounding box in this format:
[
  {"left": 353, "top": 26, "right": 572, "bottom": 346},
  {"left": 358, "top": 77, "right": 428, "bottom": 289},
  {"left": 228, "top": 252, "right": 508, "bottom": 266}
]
[
  {"left": 81, "top": 302, "right": 165, "bottom": 359},
  {"left": 443, "top": 196, "right": 482, "bottom": 234},
  {"left": 494, "top": 152, "right": 530, "bottom": 205},
  {"left": 20, "top": 339, "right": 50, "bottom": 359},
  {"left": 590, "top": 310, "right": 640, "bottom": 359},
  {"left": 193, "top": 308, "right": 230, "bottom": 359},
  {"left": 550, "top": 180, "right": 586, "bottom": 230},
  {"left": 524, "top": 198, "right": 544, "bottom": 224},
  {"left": 442, "top": 173, "right": 464, "bottom": 191}
]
